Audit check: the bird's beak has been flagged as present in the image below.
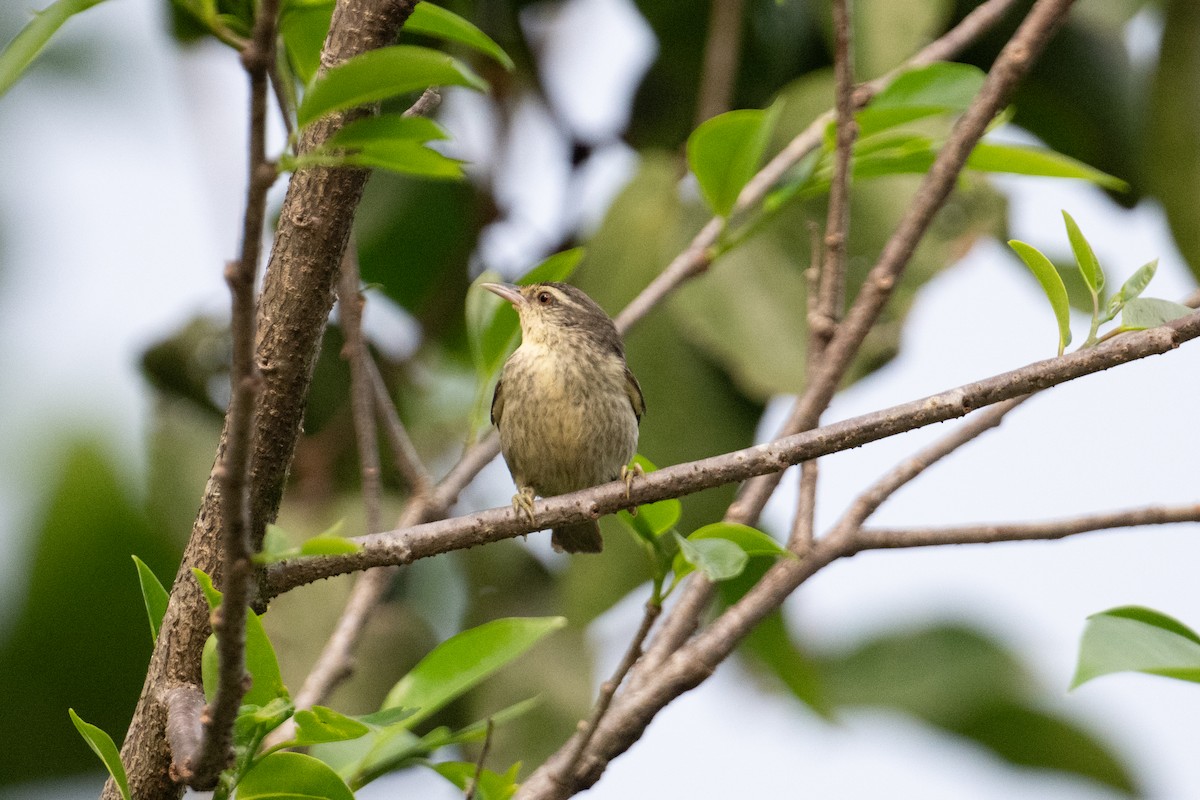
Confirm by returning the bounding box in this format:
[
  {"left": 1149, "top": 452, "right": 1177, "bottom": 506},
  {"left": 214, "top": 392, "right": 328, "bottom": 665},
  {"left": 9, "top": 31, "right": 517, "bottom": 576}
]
[{"left": 482, "top": 282, "right": 525, "bottom": 309}]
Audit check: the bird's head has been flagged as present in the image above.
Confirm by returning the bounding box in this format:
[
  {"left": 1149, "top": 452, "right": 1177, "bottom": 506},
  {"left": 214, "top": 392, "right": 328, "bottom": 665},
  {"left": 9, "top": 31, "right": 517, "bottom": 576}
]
[{"left": 482, "top": 282, "right": 622, "bottom": 353}]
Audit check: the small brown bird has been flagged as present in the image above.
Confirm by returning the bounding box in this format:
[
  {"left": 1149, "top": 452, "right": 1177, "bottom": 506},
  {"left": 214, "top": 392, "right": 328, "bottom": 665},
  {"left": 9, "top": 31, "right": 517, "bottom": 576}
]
[{"left": 484, "top": 281, "right": 644, "bottom": 553}]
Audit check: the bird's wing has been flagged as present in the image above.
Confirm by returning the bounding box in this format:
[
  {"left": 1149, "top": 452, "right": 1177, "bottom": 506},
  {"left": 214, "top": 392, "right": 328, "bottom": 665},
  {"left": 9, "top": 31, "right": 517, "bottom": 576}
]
[
  {"left": 490, "top": 376, "right": 505, "bottom": 427},
  {"left": 624, "top": 366, "right": 645, "bottom": 423}
]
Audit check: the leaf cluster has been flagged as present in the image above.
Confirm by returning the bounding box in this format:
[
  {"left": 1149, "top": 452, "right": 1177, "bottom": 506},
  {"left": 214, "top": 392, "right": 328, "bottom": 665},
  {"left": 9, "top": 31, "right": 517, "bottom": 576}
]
[{"left": 71, "top": 561, "right": 564, "bottom": 800}]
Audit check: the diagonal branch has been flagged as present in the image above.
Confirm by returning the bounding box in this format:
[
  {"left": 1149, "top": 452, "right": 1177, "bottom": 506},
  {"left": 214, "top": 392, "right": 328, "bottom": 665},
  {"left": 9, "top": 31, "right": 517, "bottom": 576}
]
[{"left": 262, "top": 312, "right": 1200, "bottom": 597}]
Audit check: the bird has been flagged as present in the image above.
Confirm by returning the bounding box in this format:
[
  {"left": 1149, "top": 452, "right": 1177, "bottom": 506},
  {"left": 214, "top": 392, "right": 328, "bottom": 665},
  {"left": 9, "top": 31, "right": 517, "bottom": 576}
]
[{"left": 483, "top": 281, "right": 644, "bottom": 553}]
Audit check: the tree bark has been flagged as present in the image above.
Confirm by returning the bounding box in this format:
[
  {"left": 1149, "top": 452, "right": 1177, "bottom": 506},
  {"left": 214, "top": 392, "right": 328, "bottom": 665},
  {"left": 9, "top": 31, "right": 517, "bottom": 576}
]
[{"left": 101, "top": 1, "right": 417, "bottom": 797}]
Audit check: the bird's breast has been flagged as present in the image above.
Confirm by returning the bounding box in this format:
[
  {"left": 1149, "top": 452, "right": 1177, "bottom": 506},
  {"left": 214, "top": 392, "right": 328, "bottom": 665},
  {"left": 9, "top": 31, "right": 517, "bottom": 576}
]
[{"left": 498, "top": 343, "right": 639, "bottom": 497}]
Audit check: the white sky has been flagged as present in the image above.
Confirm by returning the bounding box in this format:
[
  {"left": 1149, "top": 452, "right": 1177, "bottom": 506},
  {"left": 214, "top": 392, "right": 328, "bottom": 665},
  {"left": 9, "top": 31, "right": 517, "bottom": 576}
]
[{"left": 1, "top": 0, "right": 1198, "bottom": 798}]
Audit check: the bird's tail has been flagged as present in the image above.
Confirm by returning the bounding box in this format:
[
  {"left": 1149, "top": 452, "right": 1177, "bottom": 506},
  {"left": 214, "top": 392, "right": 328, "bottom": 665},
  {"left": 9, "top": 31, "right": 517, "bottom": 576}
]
[{"left": 551, "top": 520, "right": 603, "bottom": 553}]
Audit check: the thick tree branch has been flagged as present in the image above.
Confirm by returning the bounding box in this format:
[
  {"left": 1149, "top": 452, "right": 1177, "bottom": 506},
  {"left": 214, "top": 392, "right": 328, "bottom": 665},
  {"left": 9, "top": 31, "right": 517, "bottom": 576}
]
[
  {"left": 105, "top": 2, "right": 419, "bottom": 798},
  {"left": 849, "top": 504, "right": 1200, "bottom": 550},
  {"left": 262, "top": 312, "right": 1200, "bottom": 596}
]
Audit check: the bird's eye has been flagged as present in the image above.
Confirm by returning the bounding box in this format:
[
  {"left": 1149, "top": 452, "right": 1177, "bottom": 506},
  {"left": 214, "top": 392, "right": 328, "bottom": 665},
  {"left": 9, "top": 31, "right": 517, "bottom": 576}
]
[{"left": 536, "top": 291, "right": 553, "bottom": 305}]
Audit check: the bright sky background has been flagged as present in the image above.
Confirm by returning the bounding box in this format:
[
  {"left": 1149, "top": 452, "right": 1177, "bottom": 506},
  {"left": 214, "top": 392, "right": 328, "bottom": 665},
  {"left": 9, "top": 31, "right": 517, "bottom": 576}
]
[{"left": 1, "top": 0, "right": 1198, "bottom": 798}]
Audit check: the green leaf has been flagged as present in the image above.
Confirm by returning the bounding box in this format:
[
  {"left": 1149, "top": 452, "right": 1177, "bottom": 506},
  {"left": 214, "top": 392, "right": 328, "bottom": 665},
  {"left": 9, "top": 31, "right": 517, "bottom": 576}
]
[
  {"left": 689, "top": 522, "right": 788, "bottom": 557},
  {"left": 68, "top": 710, "right": 130, "bottom": 800},
  {"left": 617, "top": 455, "right": 681, "bottom": 544},
  {"left": 327, "top": 114, "right": 449, "bottom": 146},
  {"left": 356, "top": 706, "right": 417, "bottom": 728},
  {"left": 1073, "top": 606, "right": 1200, "bottom": 688},
  {"left": 297, "top": 45, "right": 487, "bottom": 128},
  {"left": 518, "top": 247, "right": 585, "bottom": 286},
  {"left": 1061, "top": 210, "right": 1103, "bottom": 295},
  {"left": 291, "top": 706, "right": 372, "bottom": 745},
  {"left": 672, "top": 531, "right": 749, "bottom": 583},
  {"left": 300, "top": 534, "right": 364, "bottom": 556},
  {"left": 260, "top": 523, "right": 292, "bottom": 560},
  {"left": 1009, "top": 240, "right": 1072, "bottom": 355},
  {"left": 193, "top": 568, "right": 289, "bottom": 705},
  {"left": 239, "top": 751, "right": 356, "bottom": 800},
  {"left": 687, "top": 108, "right": 777, "bottom": 216},
  {"left": 279, "top": 0, "right": 333, "bottom": 84},
  {"left": 1119, "top": 297, "right": 1194, "bottom": 331},
  {"left": 0, "top": 0, "right": 109, "bottom": 100},
  {"left": 857, "top": 62, "right": 985, "bottom": 136},
  {"left": 256, "top": 520, "right": 363, "bottom": 562},
  {"left": 431, "top": 760, "right": 521, "bottom": 800},
  {"left": 405, "top": 3, "right": 514, "bottom": 70},
  {"left": 1103, "top": 259, "right": 1157, "bottom": 322},
  {"left": 234, "top": 697, "right": 295, "bottom": 745},
  {"left": 337, "top": 698, "right": 538, "bottom": 788},
  {"left": 967, "top": 143, "right": 1128, "bottom": 192},
  {"left": 132, "top": 555, "right": 170, "bottom": 645},
  {"left": 382, "top": 617, "right": 565, "bottom": 728}
]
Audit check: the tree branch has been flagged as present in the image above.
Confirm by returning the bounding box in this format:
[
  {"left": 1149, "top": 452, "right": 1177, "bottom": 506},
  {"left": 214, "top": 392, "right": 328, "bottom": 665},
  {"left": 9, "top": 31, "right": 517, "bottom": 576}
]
[
  {"left": 105, "top": 2, "right": 420, "bottom": 798},
  {"left": 262, "top": 312, "right": 1199, "bottom": 597},
  {"left": 185, "top": 0, "right": 280, "bottom": 786},
  {"left": 850, "top": 504, "right": 1200, "bottom": 551}
]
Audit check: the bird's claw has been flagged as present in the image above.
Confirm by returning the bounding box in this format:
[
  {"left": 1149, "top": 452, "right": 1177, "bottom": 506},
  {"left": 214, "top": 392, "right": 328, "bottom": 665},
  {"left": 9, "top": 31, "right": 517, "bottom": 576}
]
[
  {"left": 512, "top": 486, "right": 537, "bottom": 526},
  {"left": 621, "top": 463, "right": 644, "bottom": 514}
]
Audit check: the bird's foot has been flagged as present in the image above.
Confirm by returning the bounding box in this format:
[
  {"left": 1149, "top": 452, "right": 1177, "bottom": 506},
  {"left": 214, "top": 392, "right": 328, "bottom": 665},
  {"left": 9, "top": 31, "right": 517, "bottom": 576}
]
[
  {"left": 621, "top": 463, "right": 644, "bottom": 513},
  {"left": 512, "top": 486, "right": 537, "bottom": 526}
]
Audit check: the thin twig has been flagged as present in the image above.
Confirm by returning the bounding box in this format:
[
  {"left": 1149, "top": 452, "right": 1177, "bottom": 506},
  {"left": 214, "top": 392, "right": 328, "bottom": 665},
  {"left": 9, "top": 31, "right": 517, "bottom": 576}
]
[
  {"left": 404, "top": 87, "right": 442, "bottom": 118},
  {"left": 815, "top": 0, "right": 856, "bottom": 349},
  {"left": 850, "top": 503, "right": 1200, "bottom": 550},
  {"left": 186, "top": 0, "right": 281, "bottom": 787},
  {"left": 338, "top": 250, "right": 385, "bottom": 537},
  {"left": 788, "top": 0, "right": 856, "bottom": 553},
  {"left": 694, "top": 0, "right": 747, "bottom": 126},
  {"left": 367, "top": 357, "right": 433, "bottom": 497},
  {"left": 559, "top": 601, "right": 661, "bottom": 778},
  {"left": 262, "top": 311, "right": 1200, "bottom": 596},
  {"left": 464, "top": 718, "right": 495, "bottom": 800}
]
